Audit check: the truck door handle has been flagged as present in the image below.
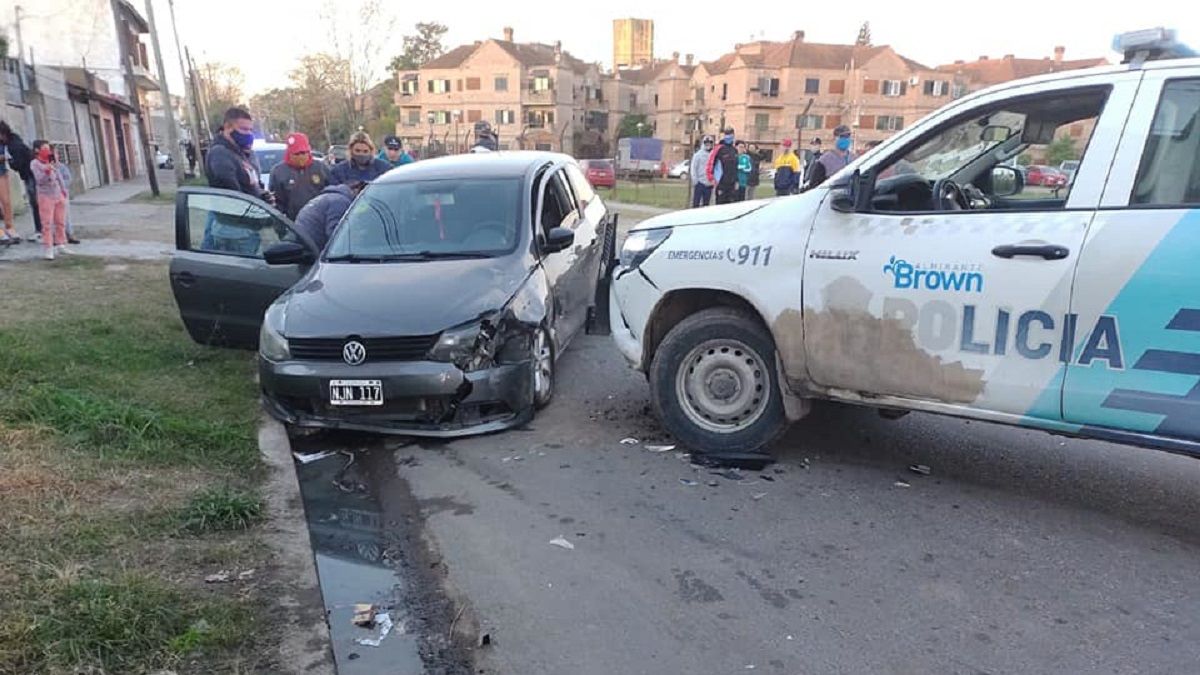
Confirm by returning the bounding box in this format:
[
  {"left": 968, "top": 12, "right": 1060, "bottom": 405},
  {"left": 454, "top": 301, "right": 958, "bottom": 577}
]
[
  {"left": 991, "top": 244, "right": 1070, "bottom": 260},
  {"left": 174, "top": 271, "right": 197, "bottom": 287}
]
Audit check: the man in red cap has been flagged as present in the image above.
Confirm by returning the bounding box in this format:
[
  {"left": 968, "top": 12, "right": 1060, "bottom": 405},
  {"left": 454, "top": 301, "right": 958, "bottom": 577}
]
[
  {"left": 772, "top": 138, "right": 802, "bottom": 196},
  {"left": 269, "top": 132, "right": 331, "bottom": 220}
]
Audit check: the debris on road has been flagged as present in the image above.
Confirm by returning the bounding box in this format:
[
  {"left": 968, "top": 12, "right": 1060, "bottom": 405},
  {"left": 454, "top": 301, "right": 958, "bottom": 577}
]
[
  {"left": 760, "top": 475, "right": 776, "bottom": 482},
  {"left": 293, "top": 450, "right": 337, "bottom": 464},
  {"left": 549, "top": 535, "right": 576, "bottom": 550},
  {"left": 909, "top": 464, "right": 932, "bottom": 476},
  {"left": 711, "top": 469, "right": 744, "bottom": 481},
  {"left": 678, "top": 478, "right": 699, "bottom": 487},
  {"left": 752, "top": 493, "right": 768, "bottom": 500},
  {"left": 620, "top": 438, "right": 640, "bottom": 445},
  {"left": 352, "top": 604, "right": 376, "bottom": 627},
  {"left": 706, "top": 480, "right": 720, "bottom": 487},
  {"left": 204, "top": 571, "right": 230, "bottom": 583},
  {"left": 237, "top": 569, "right": 255, "bottom": 581},
  {"left": 894, "top": 480, "right": 912, "bottom": 488},
  {"left": 479, "top": 633, "right": 492, "bottom": 647},
  {"left": 645, "top": 444, "right": 676, "bottom": 453},
  {"left": 354, "top": 612, "right": 395, "bottom": 647}
]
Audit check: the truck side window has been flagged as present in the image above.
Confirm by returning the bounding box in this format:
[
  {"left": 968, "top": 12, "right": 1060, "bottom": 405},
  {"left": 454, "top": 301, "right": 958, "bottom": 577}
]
[{"left": 1131, "top": 79, "right": 1200, "bottom": 207}]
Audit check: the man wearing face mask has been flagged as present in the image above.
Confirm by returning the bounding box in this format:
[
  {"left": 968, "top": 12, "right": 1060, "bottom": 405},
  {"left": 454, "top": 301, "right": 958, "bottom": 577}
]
[
  {"left": 805, "top": 125, "right": 855, "bottom": 190},
  {"left": 706, "top": 127, "right": 740, "bottom": 205},
  {"left": 269, "top": 132, "right": 330, "bottom": 220},
  {"left": 330, "top": 131, "right": 391, "bottom": 185},
  {"left": 689, "top": 136, "right": 715, "bottom": 208},
  {"left": 205, "top": 107, "right": 265, "bottom": 198}
]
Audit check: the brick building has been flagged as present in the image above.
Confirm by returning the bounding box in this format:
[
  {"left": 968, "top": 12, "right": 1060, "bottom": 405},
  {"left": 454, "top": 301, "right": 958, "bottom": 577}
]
[{"left": 394, "top": 27, "right": 602, "bottom": 156}]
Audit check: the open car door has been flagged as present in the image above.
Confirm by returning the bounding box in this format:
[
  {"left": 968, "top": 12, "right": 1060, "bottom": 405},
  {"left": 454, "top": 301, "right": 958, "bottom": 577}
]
[{"left": 169, "top": 187, "right": 317, "bottom": 349}]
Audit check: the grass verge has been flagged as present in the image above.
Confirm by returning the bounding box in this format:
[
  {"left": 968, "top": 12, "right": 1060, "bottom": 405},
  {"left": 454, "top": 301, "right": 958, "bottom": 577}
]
[{"left": 0, "top": 260, "right": 274, "bottom": 673}]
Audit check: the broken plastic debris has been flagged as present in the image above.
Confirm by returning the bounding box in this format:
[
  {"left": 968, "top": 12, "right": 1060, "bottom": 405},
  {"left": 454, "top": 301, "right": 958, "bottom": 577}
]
[
  {"left": 712, "top": 469, "right": 744, "bottom": 481},
  {"left": 752, "top": 493, "right": 768, "bottom": 500},
  {"left": 894, "top": 480, "right": 912, "bottom": 488},
  {"left": 293, "top": 450, "right": 337, "bottom": 464},
  {"left": 786, "top": 635, "right": 795, "bottom": 641},
  {"left": 352, "top": 604, "right": 376, "bottom": 627},
  {"left": 549, "top": 535, "right": 576, "bottom": 550},
  {"left": 760, "top": 475, "right": 776, "bottom": 482},
  {"left": 204, "top": 571, "right": 230, "bottom": 583},
  {"left": 620, "top": 438, "right": 640, "bottom": 445},
  {"left": 706, "top": 480, "right": 719, "bottom": 487},
  {"left": 909, "top": 464, "right": 931, "bottom": 476},
  {"left": 237, "top": 569, "right": 255, "bottom": 581},
  {"left": 645, "top": 444, "right": 676, "bottom": 453},
  {"left": 678, "top": 478, "right": 699, "bottom": 486},
  {"left": 354, "top": 612, "right": 395, "bottom": 647}
]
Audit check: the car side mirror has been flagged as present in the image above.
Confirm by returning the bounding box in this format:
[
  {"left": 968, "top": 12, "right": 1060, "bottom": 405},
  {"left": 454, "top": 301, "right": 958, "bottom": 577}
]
[
  {"left": 264, "top": 241, "right": 314, "bottom": 266},
  {"left": 989, "top": 165, "right": 1024, "bottom": 197},
  {"left": 830, "top": 191, "right": 857, "bottom": 213},
  {"left": 541, "top": 227, "right": 575, "bottom": 254}
]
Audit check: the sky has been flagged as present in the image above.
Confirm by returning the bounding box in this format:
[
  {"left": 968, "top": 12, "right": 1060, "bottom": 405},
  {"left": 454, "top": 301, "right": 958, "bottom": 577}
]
[{"left": 139, "top": 0, "right": 1200, "bottom": 97}]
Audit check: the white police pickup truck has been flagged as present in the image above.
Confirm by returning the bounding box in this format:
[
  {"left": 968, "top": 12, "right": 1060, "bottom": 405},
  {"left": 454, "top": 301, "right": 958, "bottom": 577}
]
[{"left": 608, "top": 29, "right": 1200, "bottom": 459}]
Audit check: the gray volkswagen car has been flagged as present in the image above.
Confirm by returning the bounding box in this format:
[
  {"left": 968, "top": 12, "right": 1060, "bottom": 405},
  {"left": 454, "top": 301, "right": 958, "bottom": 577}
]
[{"left": 169, "top": 152, "right": 615, "bottom": 437}]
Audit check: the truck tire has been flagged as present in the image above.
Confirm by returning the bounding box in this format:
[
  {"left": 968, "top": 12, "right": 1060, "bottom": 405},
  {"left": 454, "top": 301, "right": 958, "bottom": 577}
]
[{"left": 649, "top": 307, "right": 788, "bottom": 455}]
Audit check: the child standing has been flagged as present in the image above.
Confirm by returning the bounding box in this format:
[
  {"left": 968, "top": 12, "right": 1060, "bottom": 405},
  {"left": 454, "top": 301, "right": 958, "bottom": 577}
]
[
  {"left": 29, "top": 141, "right": 69, "bottom": 260},
  {"left": 51, "top": 154, "right": 80, "bottom": 244}
]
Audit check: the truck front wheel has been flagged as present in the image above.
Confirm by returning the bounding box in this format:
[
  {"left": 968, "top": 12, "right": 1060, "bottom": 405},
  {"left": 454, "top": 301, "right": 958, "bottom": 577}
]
[{"left": 649, "top": 307, "right": 788, "bottom": 455}]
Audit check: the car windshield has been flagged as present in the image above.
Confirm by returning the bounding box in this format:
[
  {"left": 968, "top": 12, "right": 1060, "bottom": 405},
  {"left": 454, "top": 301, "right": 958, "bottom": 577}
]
[
  {"left": 898, "top": 110, "right": 1026, "bottom": 180},
  {"left": 324, "top": 178, "right": 522, "bottom": 261},
  {"left": 255, "top": 149, "right": 284, "bottom": 172}
]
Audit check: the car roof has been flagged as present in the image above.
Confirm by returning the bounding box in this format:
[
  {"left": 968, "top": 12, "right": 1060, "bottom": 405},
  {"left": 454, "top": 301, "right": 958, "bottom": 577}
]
[
  {"left": 254, "top": 142, "right": 286, "bottom": 151},
  {"left": 374, "top": 151, "right": 570, "bottom": 183},
  {"left": 961, "top": 57, "right": 1200, "bottom": 104}
]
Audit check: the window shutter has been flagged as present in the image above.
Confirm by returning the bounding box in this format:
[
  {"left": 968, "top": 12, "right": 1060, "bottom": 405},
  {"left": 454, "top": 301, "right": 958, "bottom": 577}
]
[
  {"left": 825, "top": 115, "right": 841, "bottom": 129},
  {"left": 900, "top": 81, "right": 908, "bottom": 96},
  {"left": 863, "top": 79, "right": 879, "bottom": 94},
  {"left": 859, "top": 115, "right": 875, "bottom": 129},
  {"left": 829, "top": 80, "right": 846, "bottom": 95}
]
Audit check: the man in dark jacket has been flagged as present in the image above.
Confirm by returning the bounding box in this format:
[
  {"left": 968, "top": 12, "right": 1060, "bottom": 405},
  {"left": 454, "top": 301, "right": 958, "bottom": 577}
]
[
  {"left": 294, "top": 182, "right": 362, "bottom": 252},
  {"left": 331, "top": 131, "right": 391, "bottom": 184},
  {"left": 746, "top": 143, "right": 762, "bottom": 201},
  {"left": 806, "top": 127, "right": 854, "bottom": 190},
  {"left": 705, "top": 128, "right": 740, "bottom": 205},
  {"left": 0, "top": 120, "right": 40, "bottom": 234},
  {"left": 205, "top": 107, "right": 265, "bottom": 198},
  {"left": 269, "top": 132, "right": 330, "bottom": 220}
]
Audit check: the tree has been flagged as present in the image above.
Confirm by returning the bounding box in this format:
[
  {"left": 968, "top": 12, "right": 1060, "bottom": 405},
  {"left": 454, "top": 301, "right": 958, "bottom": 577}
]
[
  {"left": 389, "top": 22, "right": 449, "bottom": 71},
  {"left": 1045, "top": 135, "right": 1079, "bottom": 165},
  {"left": 855, "top": 21, "right": 872, "bottom": 47},
  {"left": 617, "top": 114, "right": 651, "bottom": 139},
  {"left": 361, "top": 78, "right": 399, "bottom": 144},
  {"left": 250, "top": 87, "right": 299, "bottom": 140},
  {"left": 288, "top": 54, "right": 355, "bottom": 149},
  {"left": 321, "top": 0, "right": 397, "bottom": 125},
  {"left": 195, "top": 62, "right": 245, "bottom": 133}
]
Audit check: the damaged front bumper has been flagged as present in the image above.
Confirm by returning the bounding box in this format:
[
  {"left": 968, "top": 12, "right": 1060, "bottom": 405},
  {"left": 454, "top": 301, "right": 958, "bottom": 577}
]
[
  {"left": 259, "top": 357, "right": 534, "bottom": 438},
  {"left": 611, "top": 268, "right": 663, "bottom": 370}
]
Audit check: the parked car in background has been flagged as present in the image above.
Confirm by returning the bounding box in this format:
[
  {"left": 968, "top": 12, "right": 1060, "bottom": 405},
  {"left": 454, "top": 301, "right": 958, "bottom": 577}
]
[
  {"left": 581, "top": 159, "right": 616, "bottom": 188},
  {"left": 252, "top": 140, "right": 287, "bottom": 192},
  {"left": 326, "top": 145, "right": 348, "bottom": 165},
  {"left": 1024, "top": 165, "right": 1068, "bottom": 188},
  {"left": 1059, "top": 159, "right": 1081, "bottom": 183},
  {"left": 168, "top": 152, "right": 617, "bottom": 438},
  {"left": 667, "top": 160, "right": 689, "bottom": 179},
  {"left": 155, "top": 149, "right": 173, "bottom": 169}
]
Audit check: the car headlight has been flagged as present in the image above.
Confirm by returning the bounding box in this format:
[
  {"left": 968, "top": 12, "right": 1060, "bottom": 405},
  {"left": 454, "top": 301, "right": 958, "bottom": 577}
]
[
  {"left": 259, "top": 302, "right": 290, "bottom": 362},
  {"left": 428, "top": 320, "right": 498, "bottom": 372},
  {"left": 619, "top": 228, "right": 672, "bottom": 270}
]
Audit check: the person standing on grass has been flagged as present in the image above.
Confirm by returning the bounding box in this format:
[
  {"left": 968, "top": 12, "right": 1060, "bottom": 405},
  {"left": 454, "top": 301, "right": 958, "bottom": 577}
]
[
  {"left": 706, "top": 128, "right": 740, "bottom": 205},
  {"left": 29, "top": 140, "right": 69, "bottom": 260},
  {"left": 690, "top": 135, "right": 714, "bottom": 208},
  {"left": 51, "top": 153, "right": 81, "bottom": 244},
  {"left": 773, "top": 139, "right": 802, "bottom": 197},
  {"left": 204, "top": 107, "right": 271, "bottom": 253},
  {"left": 805, "top": 125, "right": 854, "bottom": 190},
  {"left": 0, "top": 121, "right": 39, "bottom": 237},
  {"left": 745, "top": 143, "right": 762, "bottom": 201},
  {"left": 736, "top": 141, "right": 752, "bottom": 202},
  {"left": 0, "top": 142, "right": 18, "bottom": 244}
]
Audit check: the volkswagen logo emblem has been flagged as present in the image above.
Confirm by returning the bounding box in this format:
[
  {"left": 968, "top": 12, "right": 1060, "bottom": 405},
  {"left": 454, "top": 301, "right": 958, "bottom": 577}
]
[{"left": 342, "top": 341, "right": 367, "bottom": 366}]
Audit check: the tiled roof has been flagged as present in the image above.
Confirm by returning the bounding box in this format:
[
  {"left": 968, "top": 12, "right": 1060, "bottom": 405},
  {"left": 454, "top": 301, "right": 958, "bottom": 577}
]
[
  {"left": 935, "top": 56, "right": 1107, "bottom": 85},
  {"left": 703, "top": 39, "right": 930, "bottom": 73},
  {"left": 422, "top": 40, "right": 591, "bottom": 74},
  {"left": 422, "top": 45, "right": 477, "bottom": 70}
]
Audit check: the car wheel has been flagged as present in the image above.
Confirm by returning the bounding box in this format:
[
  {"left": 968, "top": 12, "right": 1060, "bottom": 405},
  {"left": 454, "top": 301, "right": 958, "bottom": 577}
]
[
  {"left": 532, "top": 327, "right": 555, "bottom": 410},
  {"left": 650, "top": 307, "right": 787, "bottom": 455}
]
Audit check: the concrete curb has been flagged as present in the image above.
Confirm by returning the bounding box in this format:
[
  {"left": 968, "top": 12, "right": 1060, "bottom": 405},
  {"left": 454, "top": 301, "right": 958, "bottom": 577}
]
[{"left": 258, "top": 417, "right": 337, "bottom": 675}]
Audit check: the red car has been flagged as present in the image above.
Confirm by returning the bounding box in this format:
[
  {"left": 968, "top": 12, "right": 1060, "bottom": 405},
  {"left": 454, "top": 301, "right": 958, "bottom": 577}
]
[
  {"left": 581, "top": 159, "right": 616, "bottom": 189},
  {"left": 1024, "top": 165, "right": 1068, "bottom": 188}
]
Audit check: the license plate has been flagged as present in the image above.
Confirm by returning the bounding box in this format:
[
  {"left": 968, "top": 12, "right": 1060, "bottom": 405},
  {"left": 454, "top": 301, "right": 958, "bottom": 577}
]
[{"left": 329, "top": 380, "right": 383, "bottom": 406}]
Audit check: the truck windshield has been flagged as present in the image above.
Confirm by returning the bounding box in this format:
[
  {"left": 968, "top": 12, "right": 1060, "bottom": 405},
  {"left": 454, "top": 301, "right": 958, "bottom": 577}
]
[{"left": 324, "top": 178, "right": 522, "bottom": 261}]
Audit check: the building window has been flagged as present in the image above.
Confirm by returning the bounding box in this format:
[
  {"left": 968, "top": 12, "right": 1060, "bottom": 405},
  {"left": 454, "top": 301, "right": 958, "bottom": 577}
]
[
  {"left": 824, "top": 115, "right": 842, "bottom": 129},
  {"left": 406, "top": 110, "right": 420, "bottom": 126},
  {"left": 951, "top": 83, "right": 968, "bottom": 99},
  {"left": 862, "top": 79, "right": 880, "bottom": 95},
  {"left": 858, "top": 115, "right": 876, "bottom": 130},
  {"left": 467, "top": 109, "right": 482, "bottom": 122},
  {"left": 495, "top": 76, "right": 508, "bottom": 91},
  {"left": 535, "top": 143, "right": 553, "bottom": 151},
  {"left": 532, "top": 76, "right": 552, "bottom": 92},
  {"left": 496, "top": 109, "right": 515, "bottom": 125},
  {"left": 805, "top": 78, "right": 820, "bottom": 94},
  {"left": 875, "top": 115, "right": 904, "bottom": 131},
  {"left": 796, "top": 114, "right": 823, "bottom": 130},
  {"left": 629, "top": 93, "right": 638, "bottom": 108},
  {"left": 428, "top": 79, "right": 451, "bottom": 94},
  {"left": 466, "top": 77, "right": 481, "bottom": 91},
  {"left": 882, "top": 80, "right": 905, "bottom": 97},
  {"left": 721, "top": 83, "right": 728, "bottom": 101},
  {"left": 654, "top": 94, "right": 659, "bottom": 108},
  {"left": 923, "top": 80, "right": 948, "bottom": 96},
  {"left": 526, "top": 111, "right": 555, "bottom": 128},
  {"left": 829, "top": 79, "right": 846, "bottom": 95},
  {"left": 431, "top": 110, "right": 450, "bottom": 124},
  {"left": 756, "top": 77, "right": 780, "bottom": 97},
  {"left": 400, "top": 78, "right": 419, "bottom": 95},
  {"left": 754, "top": 113, "right": 770, "bottom": 132}
]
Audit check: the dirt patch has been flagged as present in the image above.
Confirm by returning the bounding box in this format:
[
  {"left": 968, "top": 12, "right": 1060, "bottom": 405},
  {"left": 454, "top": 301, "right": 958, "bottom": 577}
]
[{"left": 779, "top": 277, "right": 985, "bottom": 404}]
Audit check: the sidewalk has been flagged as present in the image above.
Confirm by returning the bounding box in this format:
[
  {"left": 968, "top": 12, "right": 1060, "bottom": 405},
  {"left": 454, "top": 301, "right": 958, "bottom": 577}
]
[{"left": 0, "top": 169, "right": 177, "bottom": 263}]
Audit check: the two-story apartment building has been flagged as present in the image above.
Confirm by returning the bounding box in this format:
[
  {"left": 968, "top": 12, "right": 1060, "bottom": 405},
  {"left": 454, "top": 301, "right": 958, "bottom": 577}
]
[{"left": 395, "top": 27, "right": 600, "bottom": 156}]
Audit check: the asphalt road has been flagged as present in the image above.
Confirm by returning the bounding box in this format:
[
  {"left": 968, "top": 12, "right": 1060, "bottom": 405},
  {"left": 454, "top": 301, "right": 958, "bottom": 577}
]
[{"left": 381, "top": 331, "right": 1200, "bottom": 675}]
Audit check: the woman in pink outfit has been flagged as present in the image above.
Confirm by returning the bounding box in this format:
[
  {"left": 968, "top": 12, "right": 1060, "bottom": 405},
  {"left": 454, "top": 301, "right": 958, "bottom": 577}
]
[{"left": 29, "top": 140, "right": 68, "bottom": 260}]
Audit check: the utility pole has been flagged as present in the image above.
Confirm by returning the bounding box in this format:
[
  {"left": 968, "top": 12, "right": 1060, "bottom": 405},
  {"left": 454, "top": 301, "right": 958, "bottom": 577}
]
[
  {"left": 13, "top": 5, "right": 27, "bottom": 90},
  {"left": 186, "top": 48, "right": 210, "bottom": 140},
  {"left": 144, "top": 0, "right": 184, "bottom": 184},
  {"left": 110, "top": 0, "right": 160, "bottom": 196},
  {"left": 167, "top": 0, "right": 200, "bottom": 160}
]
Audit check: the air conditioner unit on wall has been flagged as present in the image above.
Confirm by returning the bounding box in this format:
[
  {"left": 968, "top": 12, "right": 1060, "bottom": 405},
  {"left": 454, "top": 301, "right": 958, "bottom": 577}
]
[{"left": 909, "top": 76, "right": 920, "bottom": 86}]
